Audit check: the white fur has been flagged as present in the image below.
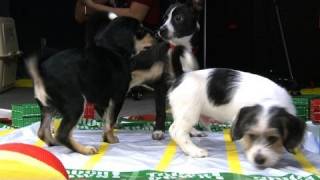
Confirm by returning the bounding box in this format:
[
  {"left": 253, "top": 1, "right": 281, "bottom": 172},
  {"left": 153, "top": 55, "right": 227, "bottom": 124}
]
[
  {"left": 168, "top": 69, "right": 295, "bottom": 165},
  {"left": 130, "top": 62, "right": 164, "bottom": 89},
  {"left": 81, "top": 95, "right": 88, "bottom": 116},
  {"left": 246, "top": 143, "right": 281, "bottom": 167},
  {"left": 161, "top": 7, "right": 176, "bottom": 38},
  {"left": 180, "top": 50, "right": 198, "bottom": 72},
  {"left": 160, "top": 4, "right": 199, "bottom": 76},
  {"left": 190, "top": 127, "right": 207, "bottom": 137},
  {"left": 169, "top": 73, "right": 207, "bottom": 157},
  {"left": 241, "top": 111, "right": 283, "bottom": 167},
  {"left": 170, "top": 34, "right": 193, "bottom": 51}
]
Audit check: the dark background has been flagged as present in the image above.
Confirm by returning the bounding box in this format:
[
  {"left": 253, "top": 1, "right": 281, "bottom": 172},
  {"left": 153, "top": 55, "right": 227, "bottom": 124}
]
[
  {"left": 207, "top": 0, "right": 320, "bottom": 88},
  {"left": 1, "top": 0, "right": 320, "bottom": 88}
]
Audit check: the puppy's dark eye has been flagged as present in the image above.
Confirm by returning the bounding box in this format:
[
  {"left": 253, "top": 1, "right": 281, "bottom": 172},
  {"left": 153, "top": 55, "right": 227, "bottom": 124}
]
[
  {"left": 136, "top": 28, "right": 146, "bottom": 39},
  {"left": 174, "top": 14, "right": 184, "bottom": 23},
  {"left": 248, "top": 134, "right": 257, "bottom": 141},
  {"left": 267, "top": 136, "right": 278, "bottom": 144}
]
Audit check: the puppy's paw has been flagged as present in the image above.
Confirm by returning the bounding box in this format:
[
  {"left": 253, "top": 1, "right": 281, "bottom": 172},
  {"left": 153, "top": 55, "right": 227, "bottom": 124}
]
[
  {"left": 83, "top": 146, "right": 98, "bottom": 155},
  {"left": 37, "top": 130, "right": 45, "bottom": 141},
  {"left": 103, "top": 134, "right": 119, "bottom": 144},
  {"left": 190, "top": 128, "right": 207, "bottom": 137},
  {"left": 187, "top": 147, "right": 208, "bottom": 158},
  {"left": 152, "top": 130, "right": 165, "bottom": 140},
  {"left": 110, "top": 136, "right": 119, "bottom": 143},
  {"left": 51, "top": 127, "right": 56, "bottom": 135}
]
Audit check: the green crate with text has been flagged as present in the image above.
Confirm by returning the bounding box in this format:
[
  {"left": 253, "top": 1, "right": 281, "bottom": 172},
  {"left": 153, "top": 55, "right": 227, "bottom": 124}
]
[
  {"left": 11, "top": 104, "right": 41, "bottom": 128},
  {"left": 292, "top": 95, "right": 320, "bottom": 121}
]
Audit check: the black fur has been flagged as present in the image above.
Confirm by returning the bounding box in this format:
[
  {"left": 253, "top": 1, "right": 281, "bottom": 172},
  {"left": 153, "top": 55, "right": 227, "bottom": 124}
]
[
  {"left": 207, "top": 68, "right": 239, "bottom": 106},
  {"left": 94, "top": 17, "right": 142, "bottom": 57},
  {"left": 131, "top": 43, "right": 185, "bottom": 79},
  {"left": 28, "top": 16, "right": 149, "bottom": 153},
  {"left": 171, "top": 46, "right": 185, "bottom": 76},
  {"left": 169, "top": 73, "right": 185, "bottom": 91},
  {"left": 131, "top": 42, "right": 169, "bottom": 71},
  {"left": 130, "top": 42, "right": 172, "bottom": 135},
  {"left": 171, "top": 4, "right": 198, "bottom": 38},
  {"left": 130, "top": 0, "right": 202, "bottom": 139},
  {"left": 231, "top": 105, "right": 262, "bottom": 141},
  {"left": 159, "top": 3, "right": 200, "bottom": 48},
  {"left": 84, "top": 12, "right": 112, "bottom": 49},
  {"left": 268, "top": 107, "right": 306, "bottom": 153},
  {"left": 130, "top": 42, "right": 187, "bottom": 136}
]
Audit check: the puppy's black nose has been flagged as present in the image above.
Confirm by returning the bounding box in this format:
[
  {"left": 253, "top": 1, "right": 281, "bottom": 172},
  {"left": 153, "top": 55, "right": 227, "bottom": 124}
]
[
  {"left": 155, "top": 31, "right": 161, "bottom": 39},
  {"left": 254, "top": 154, "right": 266, "bottom": 165},
  {"left": 158, "top": 28, "right": 168, "bottom": 39}
]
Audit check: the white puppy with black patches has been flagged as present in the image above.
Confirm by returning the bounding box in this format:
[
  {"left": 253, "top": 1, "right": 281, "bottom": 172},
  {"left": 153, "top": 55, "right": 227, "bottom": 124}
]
[{"left": 168, "top": 68, "right": 306, "bottom": 168}]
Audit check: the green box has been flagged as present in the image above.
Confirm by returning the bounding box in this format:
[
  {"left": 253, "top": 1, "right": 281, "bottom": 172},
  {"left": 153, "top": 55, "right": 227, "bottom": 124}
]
[
  {"left": 11, "top": 104, "right": 41, "bottom": 128},
  {"left": 292, "top": 95, "right": 320, "bottom": 121}
]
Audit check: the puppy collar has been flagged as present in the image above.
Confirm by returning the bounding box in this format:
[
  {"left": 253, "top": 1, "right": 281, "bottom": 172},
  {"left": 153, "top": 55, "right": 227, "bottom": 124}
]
[
  {"left": 192, "top": 47, "right": 198, "bottom": 55},
  {"left": 169, "top": 43, "right": 198, "bottom": 55},
  {"left": 169, "top": 43, "right": 176, "bottom": 50}
]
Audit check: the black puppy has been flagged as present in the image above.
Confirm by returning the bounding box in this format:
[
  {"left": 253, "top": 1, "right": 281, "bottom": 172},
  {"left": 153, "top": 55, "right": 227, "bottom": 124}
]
[
  {"left": 26, "top": 16, "right": 154, "bottom": 154},
  {"left": 129, "top": 0, "right": 203, "bottom": 140}
]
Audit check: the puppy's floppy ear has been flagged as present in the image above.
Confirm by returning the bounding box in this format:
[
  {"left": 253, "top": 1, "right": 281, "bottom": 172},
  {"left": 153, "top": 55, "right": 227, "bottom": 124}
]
[
  {"left": 94, "top": 27, "right": 112, "bottom": 49},
  {"left": 85, "top": 12, "right": 111, "bottom": 48},
  {"left": 282, "top": 114, "right": 306, "bottom": 153},
  {"left": 231, "top": 105, "right": 261, "bottom": 141},
  {"left": 94, "top": 17, "right": 140, "bottom": 55},
  {"left": 269, "top": 107, "right": 306, "bottom": 153}
]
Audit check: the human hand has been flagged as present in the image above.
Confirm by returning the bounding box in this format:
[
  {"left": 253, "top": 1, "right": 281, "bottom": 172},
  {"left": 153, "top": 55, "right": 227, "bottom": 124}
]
[{"left": 84, "top": 0, "right": 96, "bottom": 7}]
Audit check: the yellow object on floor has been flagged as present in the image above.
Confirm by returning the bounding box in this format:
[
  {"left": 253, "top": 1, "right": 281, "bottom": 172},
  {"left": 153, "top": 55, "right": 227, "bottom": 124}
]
[
  {"left": 301, "top": 88, "right": 320, "bottom": 95},
  {"left": 0, "top": 143, "right": 68, "bottom": 180},
  {"left": 15, "top": 79, "right": 33, "bottom": 88}
]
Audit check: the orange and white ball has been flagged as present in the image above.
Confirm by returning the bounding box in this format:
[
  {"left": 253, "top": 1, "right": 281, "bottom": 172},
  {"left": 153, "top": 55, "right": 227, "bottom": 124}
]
[{"left": 0, "top": 143, "right": 68, "bottom": 180}]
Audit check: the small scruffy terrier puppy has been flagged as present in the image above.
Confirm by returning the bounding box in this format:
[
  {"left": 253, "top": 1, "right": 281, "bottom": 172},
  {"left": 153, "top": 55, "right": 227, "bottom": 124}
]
[{"left": 168, "top": 68, "right": 306, "bottom": 167}]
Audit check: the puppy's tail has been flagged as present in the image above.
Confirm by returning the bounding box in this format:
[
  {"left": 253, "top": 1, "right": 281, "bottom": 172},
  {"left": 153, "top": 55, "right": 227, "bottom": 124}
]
[
  {"left": 25, "top": 54, "right": 39, "bottom": 79},
  {"left": 25, "top": 54, "right": 49, "bottom": 106}
]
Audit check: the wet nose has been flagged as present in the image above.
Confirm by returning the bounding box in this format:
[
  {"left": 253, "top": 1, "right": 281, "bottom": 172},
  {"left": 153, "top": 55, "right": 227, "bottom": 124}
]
[
  {"left": 155, "top": 31, "right": 161, "bottom": 39},
  {"left": 254, "top": 154, "right": 266, "bottom": 165},
  {"left": 158, "top": 28, "right": 168, "bottom": 38}
]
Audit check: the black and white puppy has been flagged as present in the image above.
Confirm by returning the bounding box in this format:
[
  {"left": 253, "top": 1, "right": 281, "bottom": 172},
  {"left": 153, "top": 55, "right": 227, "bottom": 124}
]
[
  {"left": 26, "top": 16, "right": 154, "bottom": 155},
  {"left": 168, "top": 68, "right": 306, "bottom": 167},
  {"left": 129, "top": 0, "right": 203, "bottom": 140},
  {"left": 158, "top": 0, "right": 202, "bottom": 52}
]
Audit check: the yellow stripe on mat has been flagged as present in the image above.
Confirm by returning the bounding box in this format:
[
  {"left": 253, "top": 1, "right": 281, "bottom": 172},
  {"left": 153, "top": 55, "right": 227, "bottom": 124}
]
[
  {"left": 155, "top": 139, "right": 177, "bottom": 171},
  {"left": 83, "top": 142, "right": 110, "bottom": 170},
  {"left": 83, "top": 129, "right": 119, "bottom": 170},
  {"left": 0, "top": 129, "right": 15, "bottom": 137},
  {"left": 293, "top": 149, "right": 320, "bottom": 175},
  {"left": 34, "top": 139, "right": 46, "bottom": 148},
  {"left": 223, "top": 129, "right": 242, "bottom": 174}
]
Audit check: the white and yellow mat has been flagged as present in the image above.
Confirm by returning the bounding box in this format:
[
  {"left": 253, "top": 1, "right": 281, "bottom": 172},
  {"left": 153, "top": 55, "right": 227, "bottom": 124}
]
[{"left": 0, "top": 121, "right": 319, "bottom": 180}]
